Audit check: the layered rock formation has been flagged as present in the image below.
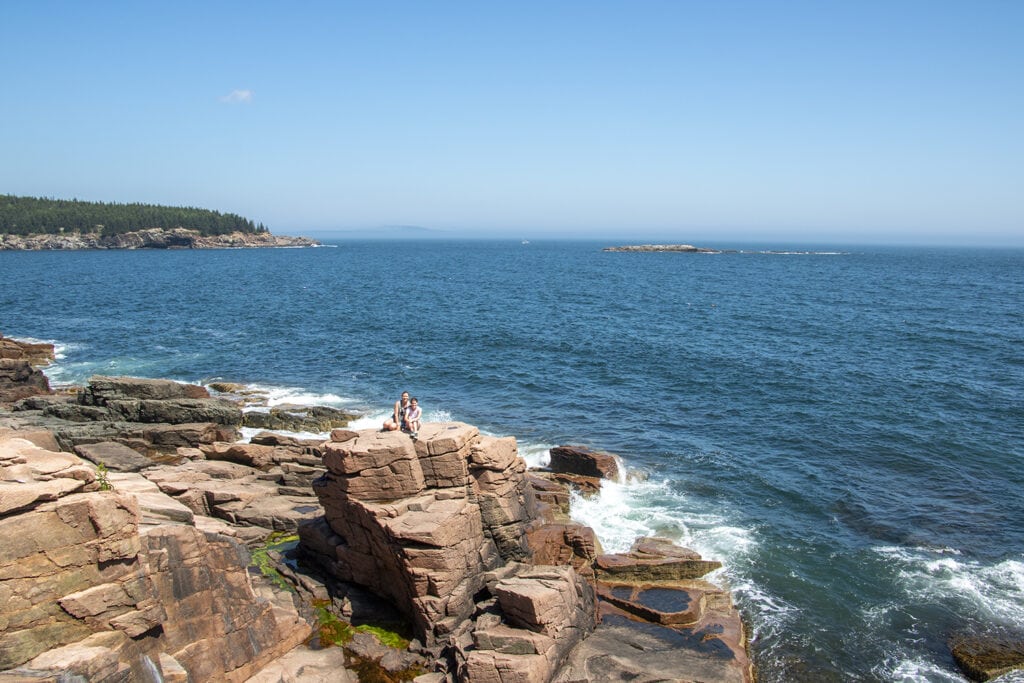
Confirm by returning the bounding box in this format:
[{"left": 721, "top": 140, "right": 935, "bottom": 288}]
[
  {"left": 6, "top": 375, "right": 243, "bottom": 456},
  {"left": 0, "top": 228, "right": 319, "bottom": 250},
  {"left": 300, "top": 423, "right": 599, "bottom": 681},
  {"left": 0, "top": 334, "right": 54, "bottom": 404},
  {"left": 0, "top": 434, "right": 310, "bottom": 681},
  {"left": 297, "top": 423, "right": 751, "bottom": 682},
  {"left": 0, "top": 337, "right": 752, "bottom": 681}
]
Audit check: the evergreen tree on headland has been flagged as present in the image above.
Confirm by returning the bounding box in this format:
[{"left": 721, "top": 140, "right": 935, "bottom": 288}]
[{"left": 0, "top": 195, "right": 262, "bottom": 236}]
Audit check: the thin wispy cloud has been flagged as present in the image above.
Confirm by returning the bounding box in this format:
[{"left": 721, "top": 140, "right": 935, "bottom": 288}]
[{"left": 220, "top": 89, "right": 253, "bottom": 104}]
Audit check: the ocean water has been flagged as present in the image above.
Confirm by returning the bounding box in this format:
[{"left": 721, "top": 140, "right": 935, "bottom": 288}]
[{"left": 2, "top": 240, "right": 1022, "bottom": 682}]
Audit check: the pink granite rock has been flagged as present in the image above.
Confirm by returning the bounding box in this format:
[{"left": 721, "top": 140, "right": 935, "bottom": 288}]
[
  {"left": 304, "top": 423, "right": 545, "bottom": 646},
  {"left": 548, "top": 445, "right": 620, "bottom": 482},
  {"left": 461, "top": 565, "right": 596, "bottom": 683},
  {"left": 595, "top": 536, "right": 722, "bottom": 582},
  {"left": 322, "top": 430, "right": 426, "bottom": 501}
]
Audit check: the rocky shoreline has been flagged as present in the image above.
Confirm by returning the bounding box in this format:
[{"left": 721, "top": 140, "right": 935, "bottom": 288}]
[
  {"left": 0, "top": 334, "right": 756, "bottom": 681},
  {"left": 0, "top": 228, "right": 320, "bottom": 250}
]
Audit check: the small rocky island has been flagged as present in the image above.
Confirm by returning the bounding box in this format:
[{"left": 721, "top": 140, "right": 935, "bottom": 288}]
[
  {"left": 603, "top": 244, "right": 723, "bottom": 253},
  {"left": 0, "top": 334, "right": 755, "bottom": 681}
]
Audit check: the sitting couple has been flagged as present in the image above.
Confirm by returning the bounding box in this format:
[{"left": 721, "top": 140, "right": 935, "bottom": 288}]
[{"left": 382, "top": 391, "right": 421, "bottom": 438}]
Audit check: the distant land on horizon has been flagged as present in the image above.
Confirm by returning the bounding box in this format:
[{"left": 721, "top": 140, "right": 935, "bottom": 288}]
[
  {"left": 5, "top": 195, "right": 1020, "bottom": 249},
  {"left": 304, "top": 225, "right": 449, "bottom": 239}
]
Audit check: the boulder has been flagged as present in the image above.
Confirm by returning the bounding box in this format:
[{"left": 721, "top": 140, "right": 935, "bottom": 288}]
[
  {"left": 0, "top": 428, "right": 61, "bottom": 452},
  {"left": 104, "top": 472, "right": 195, "bottom": 525},
  {"left": 242, "top": 405, "right": 358, "bottom": 433},
  {"left": 554, "top": 601, "right": 751, "bottom": 683},
  {"left": 250, "top": 430, "right": 324, "bottom": 453},
  {"left": 0, "top": 335, "right": 55, "bottom": 366},
  {"left": 544, "top": 471, "right": 602, "bottom": 497},
  {"left": 0, "top": 435, "right": 96, "bottom": 514},
  {"left": 526, "top": 522, "right": 601, "bottom": 575},
  {"left": 143, "top": 459, "right": 321, "bottom": 531},
  {"left": 106, "top": 397, "right": 242, "bottom": 426},
  {"left": 470, "top": 436, "right": 535, "bottom": 562},
  {"left": 74, "top": 441, "right": 154, "bottom": 472},
  {"left": 320, "top": 430, "right": 426, "bottom": 501},
  {"left": 548, "top": 445, "right": 620, "bottom": 481},
  {"left": 951, "top": 632, "right": 1024, "bottom": 681},
  {"left": 0, "top": 359, "right": 51, "bottom": 404},
  {"left": 201, "top": 441, "right": 322, "bottom": 471},
  {"left": 493, "top": 566, "right": 595, "bottom": 637},
  {"left": 79, "top": 376, "right": 210, "bottom": 404},
  {"left": 463, "top": 565, "right": 596, "bottom": 683},
  {"left": 305, "top": 423, "right": 544, "bottom": 646},
  {"left": 39, "top": 401, "right": 113, "bottom": 422},
  {"left": 595, "top": 537, "right": 721, "bottom": 582},
  {"left": 141, "top": 422, "right": 240, "bottom": 450},
  {"left": 201, "top": 442, "right": 279, "bottom": 470},
  {"left": 525, "top": 474, "right": 571, "bottom": 518}
]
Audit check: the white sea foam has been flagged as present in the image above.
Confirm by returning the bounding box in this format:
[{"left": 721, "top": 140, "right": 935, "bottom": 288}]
[
  {"left": 566, "top": 473, "right": 756, "bottom": 569},
  {"left": 879, "top": 656, "right": 972, "bottom": 683},
  {"left": 238, "top": 426, "right": 329, "bottom": 442},
  {"left": 8, "top": 336, "right": 78, "bottom": 384},
  {"left": 426, "top": 409, "right": 451, "bottom": 423},
  {"left": 245, "top": 384, "right": 349, "bottom": 408},
  {"left": 874, "top": 546, "right": 1024, "bottom": 626},
  {"left": 518, "top": 444, "right": 552, "bottom": 469},
  {"left": 347, "top": 412, "right": 390, "bottom": 431},
  {"left": 568, "top": 479, "right": 663, "bottom": 554}
]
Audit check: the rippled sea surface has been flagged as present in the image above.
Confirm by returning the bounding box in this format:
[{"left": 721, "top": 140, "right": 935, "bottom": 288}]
[{"left": 3, "top": 240, "right": 1022, "bottom": 681}]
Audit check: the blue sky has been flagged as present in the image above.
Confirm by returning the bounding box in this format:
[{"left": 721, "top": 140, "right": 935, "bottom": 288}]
[{"left": 2, "top": 1, "right": 1022, "bottom": 245}]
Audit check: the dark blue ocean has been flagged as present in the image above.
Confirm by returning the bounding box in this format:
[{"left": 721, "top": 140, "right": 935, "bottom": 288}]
[{"left": 2, "top": 241, "right": 1022, "bottom": 682}]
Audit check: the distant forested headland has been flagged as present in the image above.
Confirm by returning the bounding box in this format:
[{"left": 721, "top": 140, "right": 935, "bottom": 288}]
[{"left": 0, "top": 195, "right": 266, "bottom": 236}]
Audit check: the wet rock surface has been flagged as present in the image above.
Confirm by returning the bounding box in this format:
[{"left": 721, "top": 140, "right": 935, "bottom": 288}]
[
  {"left": 0, "top": 334, "right": 54, "bottom": 404},
  {"left": 951, "top": 632, "right": 1024, "bottom": 681},
  {"left": 547, "top": 445, "right": 620, "bottom": 482}
]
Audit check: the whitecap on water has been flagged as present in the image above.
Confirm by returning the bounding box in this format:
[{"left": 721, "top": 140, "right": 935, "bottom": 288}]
[
  {"left": 238, "top": 427, "right": 329, "bottom": 442},
  {"left": 566, "top": 473, "right": 756, "bottom": 568},
  {"left": 347, "top": 412, "right": 390, "bottom": 430},
  {"left": 879, "top": 656, "right": 973, "bottom": 683},
  {"left": 246, "top": 384, "right": 349, "bottom": 408},
  {"left": 874, "top": 546, "right": 1024, "bottom": 625},
  {"left": 425, "top": 409, "right": 451, "bottom": 423},
  {"left": 517, "top": 444, "right": 552, "bottom": 469}
]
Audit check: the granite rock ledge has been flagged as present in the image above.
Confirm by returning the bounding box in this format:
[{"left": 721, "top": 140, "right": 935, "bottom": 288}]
[{"left": 0, "top": 336, "right": 751, "bottom": 681}]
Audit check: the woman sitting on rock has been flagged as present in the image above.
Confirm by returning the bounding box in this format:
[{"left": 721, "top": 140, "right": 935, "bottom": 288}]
[{"left": 382, "top": 391, "right": 411, "bottom": 431}]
